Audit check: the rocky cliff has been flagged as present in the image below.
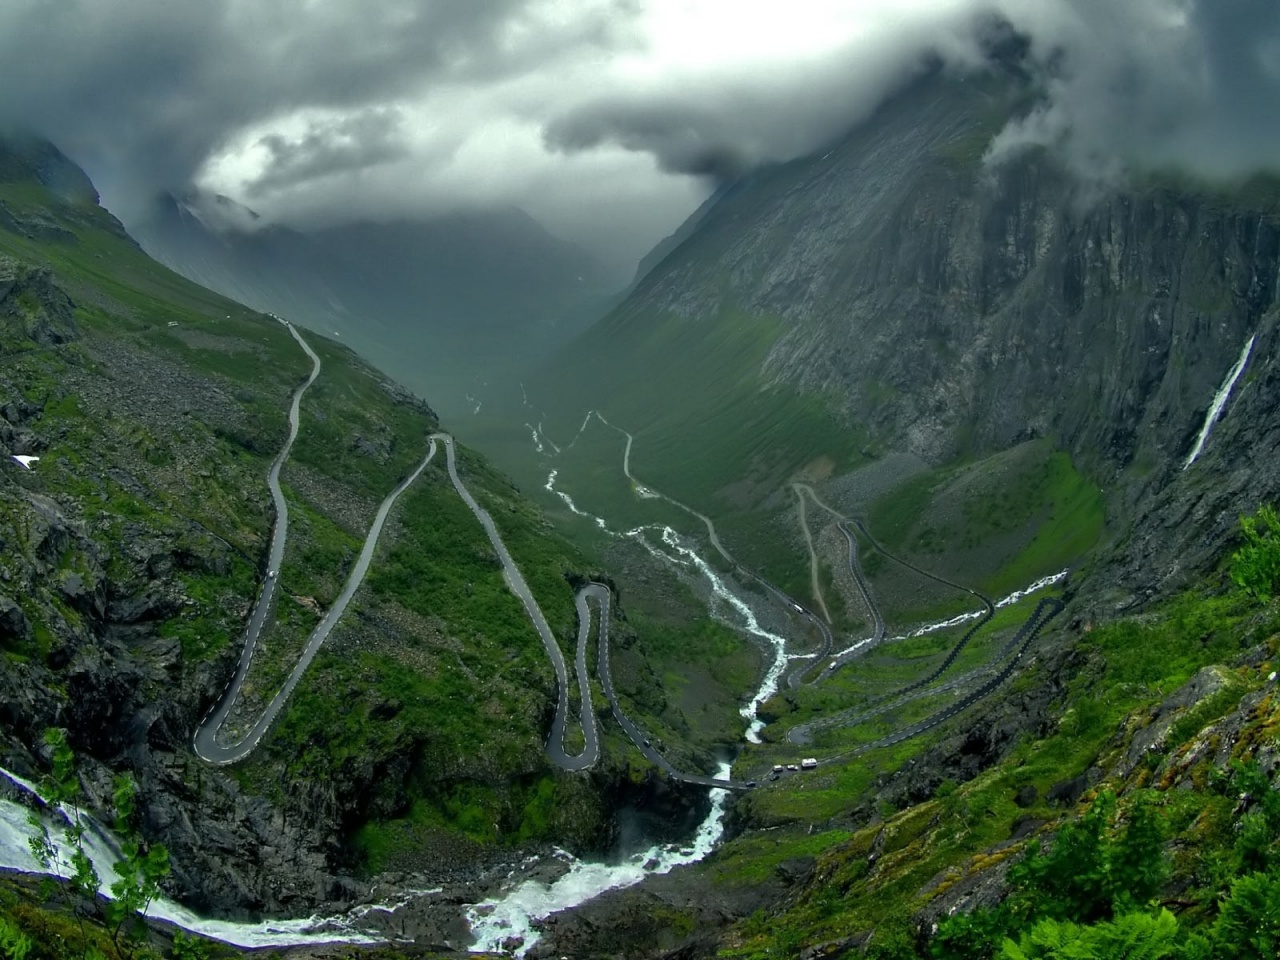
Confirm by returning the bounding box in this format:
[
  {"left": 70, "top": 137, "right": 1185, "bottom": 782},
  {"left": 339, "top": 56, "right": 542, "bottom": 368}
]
[
  {"left": 535, "top": 59, "right": 1280, "bottom": 601},
  {"left": 0, "top": 139, "right": 646, "bottom": 920}
]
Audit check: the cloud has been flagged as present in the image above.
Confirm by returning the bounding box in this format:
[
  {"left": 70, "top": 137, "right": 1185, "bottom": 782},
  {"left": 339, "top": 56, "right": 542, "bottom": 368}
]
[
  {"left": 248, "top": 108, "right": 414, "bottom": 194},
  {"left": 542, "top": 3, "right": 992, "bottom": 181},
  {"left": 988, "top": 0, "right": 1280, "bottom": 180},
  {"left": 0, "top": 0, "right": 1277, "bottom": 274}
]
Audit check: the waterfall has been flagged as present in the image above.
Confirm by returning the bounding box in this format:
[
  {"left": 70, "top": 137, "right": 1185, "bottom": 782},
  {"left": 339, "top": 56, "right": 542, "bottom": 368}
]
[{"left": 1184, "top": 334, "right": 1256, "bottom": 469}]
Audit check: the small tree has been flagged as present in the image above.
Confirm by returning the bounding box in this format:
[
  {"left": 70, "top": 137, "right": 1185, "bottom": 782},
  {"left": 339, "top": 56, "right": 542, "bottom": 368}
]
[
  {"left": 104, "top": 774, "right": 170, "bottom": 957},
  {"left": 1230, "top": 505, "right": 1280, "bottom": 602},
  {"left": 26, "top": 728, "right": 101, "bottom": 953},
  {"left": 25, "top": 728, "right": 171, "bottom": 960}
]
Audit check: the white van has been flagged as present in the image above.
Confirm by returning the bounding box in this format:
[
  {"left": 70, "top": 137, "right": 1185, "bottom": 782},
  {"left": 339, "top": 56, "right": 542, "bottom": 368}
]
[{"left": 801, "top": 758, "right": 818, "bottom": 769}]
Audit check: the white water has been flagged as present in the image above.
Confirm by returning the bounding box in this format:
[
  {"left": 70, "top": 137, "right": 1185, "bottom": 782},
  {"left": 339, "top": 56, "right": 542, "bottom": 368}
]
[
  {"left": 525, "top": 424, "right": 544, "bottom": 454},
  {"left": 657, "top": 528, "right": 789, "bottom": 742},
  {"left": 828, "top": 570, "right": 1068, "bottom": 662},
  {"left": 543, "top": 426, "right": 792, "bottom": 744},
  {"left": 1184, "top": 334, "right": 1256, "bottom": 469},
  {"left": 544, "top": 470, "right": 609, "bottom": 532},
  {"left": 467, "top": 762, "right": 732, "bottom": 957},
  {"left": 0, "top": 769, "right": 379, "bottom": 948}
]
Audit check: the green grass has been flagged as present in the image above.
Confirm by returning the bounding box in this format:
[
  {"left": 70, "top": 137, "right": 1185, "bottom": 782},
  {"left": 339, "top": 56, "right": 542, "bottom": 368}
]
[
  {"left": 713, "top": 583, "right": 1280, "bottom": 958},
  {"left": 474, "top": 303, "right": 871, "bottom": 521},
  {"left": 0, "top": 171, "right": 634, "bottom": 856}
]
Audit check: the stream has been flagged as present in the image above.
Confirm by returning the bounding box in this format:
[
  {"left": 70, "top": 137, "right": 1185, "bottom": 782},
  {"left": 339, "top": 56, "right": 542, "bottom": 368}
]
[
  {"left": 0, "top": 767, "right": 380, "bottom": 948},
  {"left": 466, "top": 762, "right": 733, "bottom": 957}
]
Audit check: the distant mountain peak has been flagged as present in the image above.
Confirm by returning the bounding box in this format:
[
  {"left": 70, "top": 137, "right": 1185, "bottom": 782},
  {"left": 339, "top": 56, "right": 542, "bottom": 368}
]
[
  {"left": 0, "top": 132, "right": 99, "bottom": 207},
  {"left": 164, "top": 189, "right": 263, "bottom": 235}
]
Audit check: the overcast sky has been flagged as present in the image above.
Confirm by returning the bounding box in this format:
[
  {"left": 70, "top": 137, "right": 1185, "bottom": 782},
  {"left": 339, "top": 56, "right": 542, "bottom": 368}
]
[{"left": 1, "top": 0, "right": 1277, "bottom": 274}]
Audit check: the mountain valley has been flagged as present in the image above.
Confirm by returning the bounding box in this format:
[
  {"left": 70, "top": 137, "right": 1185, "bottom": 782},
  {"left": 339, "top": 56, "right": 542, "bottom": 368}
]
[{"left": 1, "top": 28, "right": 1279, "bottom": 960}]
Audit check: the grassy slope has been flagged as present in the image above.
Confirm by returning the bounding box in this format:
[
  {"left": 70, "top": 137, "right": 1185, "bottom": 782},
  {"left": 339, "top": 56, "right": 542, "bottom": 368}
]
[
  {"left": 696, "top": 577, "right": 1280, "bottom": 958},
  {"left": 0, "top": 177, "right": 608, "bottom": 860}
]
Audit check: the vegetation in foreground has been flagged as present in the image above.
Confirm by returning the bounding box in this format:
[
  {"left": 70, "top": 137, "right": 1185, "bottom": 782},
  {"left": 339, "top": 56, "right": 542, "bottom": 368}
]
[{"left": 702, "top": 507, "right": 1280, "bottom": 958}]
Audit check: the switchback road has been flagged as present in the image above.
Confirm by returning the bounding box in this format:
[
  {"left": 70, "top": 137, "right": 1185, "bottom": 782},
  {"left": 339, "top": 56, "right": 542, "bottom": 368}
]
[{"left": 195, "top": 323, "right": 599, "bottom": 770}]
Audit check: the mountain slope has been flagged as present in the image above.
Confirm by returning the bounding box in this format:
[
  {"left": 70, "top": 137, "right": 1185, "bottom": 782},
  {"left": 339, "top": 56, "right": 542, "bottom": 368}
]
[
  {"left": 516, "top": 59, "right": 1280, "bottom": 605},
  {"left": 129, "top": 194, "right": 621, "bottom": 417},
  {"left": 0, "top": 137, "right": 639, "bottom": 916}
]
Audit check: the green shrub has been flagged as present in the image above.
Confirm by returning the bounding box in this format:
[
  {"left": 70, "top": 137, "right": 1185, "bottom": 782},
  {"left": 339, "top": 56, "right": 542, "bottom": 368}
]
[
  {"left": 1210, "top": 870, "right": 1280, "bottom": 960},
  {"left": 1000, "top": 909, "right": 1181, "bottom": 960},
  {"left": 931, "top": 905, "right": 1016, "bottom": 959},
  {"left": 1230, "top": 505, "right": 1280, "bottom": 601},
  {"left": 0, "top": 917, "right": 33, "bottom": 960}
]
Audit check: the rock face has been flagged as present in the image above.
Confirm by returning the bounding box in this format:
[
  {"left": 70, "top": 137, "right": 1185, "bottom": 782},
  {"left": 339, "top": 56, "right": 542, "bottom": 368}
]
[
  {"left": 0, "top": 259, "right": 79, "bottom": 346},
  {"left": 565, "top": 57, "right": 1279, "bottom": 603}
]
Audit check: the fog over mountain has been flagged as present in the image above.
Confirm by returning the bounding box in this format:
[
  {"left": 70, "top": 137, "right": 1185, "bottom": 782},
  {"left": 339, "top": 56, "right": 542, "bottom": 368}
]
[{"left": 1, "top": 0, "right": 1276, "bottom": 274}]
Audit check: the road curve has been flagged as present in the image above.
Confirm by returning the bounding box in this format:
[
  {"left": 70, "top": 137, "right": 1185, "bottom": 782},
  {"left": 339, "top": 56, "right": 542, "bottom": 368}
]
[
  {"left": 195, "top": 330, "right": 440, "bottom": 768},
  {"left": 193, "top": 333, "right": 599, "bottom": 770},
  {"left": 194, "top": 320, "right": 321, "bottom": 763},
  {"left": 816, "top": 596, "right": 1064, "bottom": 766},
  {"left": 792, "top": 485, "right": 832, "bottom": 624},
  {"left": 786, "top": 490, "right": 994, "bottom": 746},
  {"left": 434, "top": 434, "right": 598, "bottom": 771},
  {"left": 585, "top": 582, "right": 749, "bottom": 791},
  {"left": 595, "top": 414, "right": 832, "bottom": 692}
]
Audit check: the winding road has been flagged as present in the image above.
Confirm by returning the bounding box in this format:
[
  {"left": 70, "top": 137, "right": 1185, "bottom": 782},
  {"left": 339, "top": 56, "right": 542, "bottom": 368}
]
[
  {"left": 816, "top": 595, "right": 1064, "bottom": 766},
  {"left": 779, "top": 485, "right": 1069, "bottom": 759},
  {"left": 585, "top": 583, "right": 746, "bottom": 790},
  {"left": 434, "top": 433, "right": 597, "bottom": 771},
  {"left": 531, "top": 408, "right": 1068, "bottom": 777},
  {"left": 595, "top": 414, "right": 835, "bottom": 689},
  {"left": 194, "top": 322, "right": 599, "bottom": 771}
]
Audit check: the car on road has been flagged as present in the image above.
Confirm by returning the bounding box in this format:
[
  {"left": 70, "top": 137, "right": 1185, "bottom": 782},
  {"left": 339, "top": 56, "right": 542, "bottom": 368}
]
[
  {"left": 745, "top": 780, "right": 758, "bottom": 788},
  {"left": 267, "top": 569, "right": 276, "bottom": 578},
  {"left": 786, "top": 764, "right": 799, "bottom": 771},
  {"left": 773, "top": 764, "right": 784, "bottom": 773}
]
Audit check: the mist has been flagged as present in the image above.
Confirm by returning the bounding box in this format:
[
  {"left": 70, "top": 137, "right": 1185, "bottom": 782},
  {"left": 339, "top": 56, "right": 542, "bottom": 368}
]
[{"left": 1, "top": 0, "right": 1275, "bottom": 274}]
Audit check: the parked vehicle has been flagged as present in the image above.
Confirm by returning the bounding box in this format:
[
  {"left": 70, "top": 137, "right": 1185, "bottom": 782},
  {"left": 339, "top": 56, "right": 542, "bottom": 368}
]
[{"left": 801, "top": 758, "right": 818, "bottom": 769}]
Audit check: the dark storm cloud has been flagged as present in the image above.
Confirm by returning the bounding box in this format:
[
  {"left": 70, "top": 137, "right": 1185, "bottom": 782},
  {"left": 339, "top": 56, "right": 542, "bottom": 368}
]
[
  {"left": 546, "top": 0, "right": 1280, "bottom": 191},
  {"left": 0, "top": 0, "right": 632, "bottom": 212},
  {"left": 986, "top": 0, "right": 1280, "bottom": 180},
  {"left": 543, "top": 14, "right": 978, "bottom": 182},
  {"left": 1, "top": 0, "right": 1276, "bottom": 274},
  {"left": 250, "top": 109, "right": 413, "bottom": 194},
  {"left": 1172, "top": 0, "right": 1280, "bottom": 174}
]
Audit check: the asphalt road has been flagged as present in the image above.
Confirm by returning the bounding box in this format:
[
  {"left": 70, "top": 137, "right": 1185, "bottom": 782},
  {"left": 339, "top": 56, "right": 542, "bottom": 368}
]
[
  {"left": 586, "top": 582, "right": 748, "bottom": 791},
  {"left": 434, "top": 433, "right": 599, "bottom": 771},
  {"left": 195, "top": 323, "right": 441, "bottom": 764}
]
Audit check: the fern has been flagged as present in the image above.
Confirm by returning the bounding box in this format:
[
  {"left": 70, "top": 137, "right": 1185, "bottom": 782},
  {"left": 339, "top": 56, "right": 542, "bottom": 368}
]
[{"left": 1001, "top": 910, "right": 1181, "bottom": 959}]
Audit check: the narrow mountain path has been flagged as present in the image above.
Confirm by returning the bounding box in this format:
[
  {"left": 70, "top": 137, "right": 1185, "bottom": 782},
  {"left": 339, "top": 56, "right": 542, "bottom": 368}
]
[
  {"left": 792, "top": 484, "right": 833, "bottom": 623},
  {"left": 434, "top": 434, "right": 598, "bottom": 771},
  {"left": 194, "top": 322, "right": 600, "bottom": 770}
]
